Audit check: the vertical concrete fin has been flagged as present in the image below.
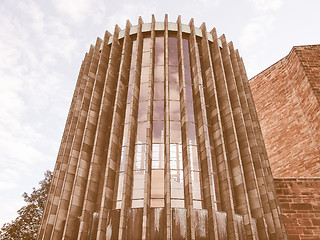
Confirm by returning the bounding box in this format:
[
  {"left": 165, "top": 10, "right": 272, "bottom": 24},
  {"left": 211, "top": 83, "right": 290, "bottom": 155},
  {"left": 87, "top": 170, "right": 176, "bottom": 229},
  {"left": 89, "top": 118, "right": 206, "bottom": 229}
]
[
  {"left": 55, "top": 36, "right": 102, "bottom": 240},
  {"left": 117, "top": 17, "right": 144, "bottom": 240},
  {"left": 236, "top": 50, "right": 287, "bottom": 239},
  {"left": 229, "top": 41, "right": 276, "bottom": 239},
  {"left": 189, "top": 19, "right": 216, "bottom": 240},
  {"left": 220, "top": 34, "right": 269, "bottom": 239},
  {"left": 38, "top": 51, "right": 90, "bottom": 240},
  {"left": 163, "top": 13, "right": 172, "bottom": 240},
  {"left": 141, "top": 14, "right": 156, "bottom": 240},
  {"left": 177, "top": 16, "right": 196, "bottom": 240},
  {"left": 210, "top": 27, "right": 241, "bottom": 240},
  {"left": 85, "top": 25, "right": 121, "bottom": 239},
  {"left": 41, "top": 45, "right": 94, "bottom": 240}
]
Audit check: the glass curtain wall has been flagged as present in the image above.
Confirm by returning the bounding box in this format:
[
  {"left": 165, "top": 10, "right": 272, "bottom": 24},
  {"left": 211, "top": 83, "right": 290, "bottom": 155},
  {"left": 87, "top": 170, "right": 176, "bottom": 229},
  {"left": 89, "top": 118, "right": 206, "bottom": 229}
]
[
  {"left": 115, "top": 33, "right": 211, "bottom": 210},
  {"left": 151, "top": 35, "right": 165, "bottom": 207},
  {"left": 116, "top": 39, "right": 137, "bottom": 209},
  {"left": 132, "top": 36, "right": 151, "bottom": 208}
]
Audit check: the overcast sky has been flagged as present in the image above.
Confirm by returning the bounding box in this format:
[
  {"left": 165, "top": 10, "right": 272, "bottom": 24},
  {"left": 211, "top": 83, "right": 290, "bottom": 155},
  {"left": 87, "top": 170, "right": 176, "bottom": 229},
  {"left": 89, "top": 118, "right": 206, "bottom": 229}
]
[{"left": 0, "top": 0, "right": 319, "bottom": 226}]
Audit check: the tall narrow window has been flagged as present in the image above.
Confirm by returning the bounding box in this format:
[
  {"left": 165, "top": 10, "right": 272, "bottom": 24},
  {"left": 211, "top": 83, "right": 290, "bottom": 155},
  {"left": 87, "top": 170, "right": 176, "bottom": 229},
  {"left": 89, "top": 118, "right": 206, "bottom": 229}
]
[
  {"left": 151, "top": 35, "right": 165, "bottom": 208},
  {"left": 116, "top": 39, "right": 137, "bottom": 209},
  {"left": 132, "top": 36, "right": 151, "bottom": 208}
]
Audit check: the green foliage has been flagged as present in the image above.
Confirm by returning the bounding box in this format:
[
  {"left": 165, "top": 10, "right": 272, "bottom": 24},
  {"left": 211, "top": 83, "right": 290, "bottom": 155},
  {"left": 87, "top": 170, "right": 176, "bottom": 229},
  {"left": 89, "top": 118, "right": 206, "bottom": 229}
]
[{"left": 0, "top": 170, "right": 52, "bottom": 240}]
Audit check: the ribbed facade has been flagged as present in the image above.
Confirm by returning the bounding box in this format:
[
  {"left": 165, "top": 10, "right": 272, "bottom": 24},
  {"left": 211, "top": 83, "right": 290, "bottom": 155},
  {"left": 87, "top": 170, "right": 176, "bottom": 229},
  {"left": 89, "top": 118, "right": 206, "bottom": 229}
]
[{"left": 38, "top": 15, "right": 287, "bottom": 240}]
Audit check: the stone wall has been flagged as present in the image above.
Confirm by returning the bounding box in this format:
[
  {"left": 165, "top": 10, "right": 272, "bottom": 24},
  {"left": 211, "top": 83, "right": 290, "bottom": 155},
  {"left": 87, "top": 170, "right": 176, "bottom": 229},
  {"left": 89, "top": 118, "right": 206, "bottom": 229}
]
[
  {"left": 250, "top": 45, "right": 320, "bottom": 177},
  {"left": 274, "top": 178, "right": 320, "bottom": 240}
]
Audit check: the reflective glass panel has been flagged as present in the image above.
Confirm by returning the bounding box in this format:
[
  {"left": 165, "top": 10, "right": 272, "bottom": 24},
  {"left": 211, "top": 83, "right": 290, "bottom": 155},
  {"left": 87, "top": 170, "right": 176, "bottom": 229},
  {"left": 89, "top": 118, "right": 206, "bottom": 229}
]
[
  {"left": 187, "top": 123, "right": 196, "bottom": 144},
  {"left": 132, "top": 189, "right": 144, "bottom": 199},
  {"left": 136, "top": 122, "right": 147, "bottom": 143},
  {"left": 142, "top": 51, "right": 150, "bottom": 67},
  {"left": 183, "top": 39, "right": 190, "bottom": 68},
  {"left": 155, "top": 37, "right": 164, "bottom": 65},
  {"left": 170, "top": 144, "right": 177, "bottom": 169},
  {"left": 169, "top": 101, "right": 180, "bottom": 121},
  {"left": 189, "top": 145, "right": 199, "bottom": 171},
  {"left": 187, "top": 104, "right": 195, "bottom": 123},
  {"left": 151, "top": 169, "right": 164, "bottom": 198},
  {"left": 143, "top": 38, "right": 151, "bottom": 52},
  {"left": 133, "top": 171, "right": 145, "bottom": 189},
  {"left": 193, "top": 200, "right": 202, "bottom": 209},
  {"left": 169, "top": 67, "right": 179, "bottom": 83},
  {"left": 154, "top": 66, "right": 164, "bottom": 82},
  {"left": 192, "top": 186, "right": 202, "bottom": 200},
  {"left": 154, "top": 82, "right": 164, "bottom": 100},
  {"left": 150, "top": 199, "right": 164, "bottom": 208},
  {"left": 153, "top": 101, "right": 164, "bottom": 120},
  {"left": 134, "top": 144, "right": 146, "bottom": 170},
  {"left": 153, "top": 122, "right": 164, "bottom": 143},
  {"left": 168, "top": 37, "right": 178, "bottom": 66},
  {"left": 140, "top": 67, "right": 150, "bottom": 83},
  {"left": 169, "top": 83, "right": 180, "bottom": 101},
  {"left": 170, "top": 122, "right": 181, "bottom": 143},
  {"left": 139, "top": 82, "right": 149, "bottom": 102},
  {"left": 185, "top": 84, "right": 193, "bottom": 103},
  {"left": 170, "top": 144, "right": 182, "bottom": 169},
  {"left": 171, "top": 199, "right": 184, "bottom": 208},
  {"left": 171, "top": 169, "right": 184, "bottom": 185},
  {"left": 152, "top": 143, "right": 164, "bottom": 168},
  {"left": 132, "top": 199, "right": 144, "bottom": 208},
  {"left": 138, "top": 101, "right": 148, "bottom": 121}
]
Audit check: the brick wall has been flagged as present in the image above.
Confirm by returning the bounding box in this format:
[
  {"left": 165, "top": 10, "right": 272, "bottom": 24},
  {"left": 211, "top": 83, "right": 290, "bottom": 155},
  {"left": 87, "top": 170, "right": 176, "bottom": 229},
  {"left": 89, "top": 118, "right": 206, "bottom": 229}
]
[
  {"left": 274, "top": 178, "right": 320, "bottom": 240},
  {"left": 250, "top": 45, "right": 320, "bottom": 177},
  {"left": 294, "top": 45, "right": 320, "bottom": 102}
]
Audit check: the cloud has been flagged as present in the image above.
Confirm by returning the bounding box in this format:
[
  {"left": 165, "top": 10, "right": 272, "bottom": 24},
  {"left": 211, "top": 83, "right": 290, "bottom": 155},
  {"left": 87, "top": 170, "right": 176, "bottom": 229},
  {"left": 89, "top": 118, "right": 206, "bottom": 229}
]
[
  {"left": 249, "top": 0, "right": 283, "bottom": 11},
  {"left": 52, "top": 0, "right": 108, "bottom": 25},
  {"left": 105, "top": 2, "right": 157, "bottom": 30},
  {"left": 52, "top": 0, "right": 94, "bottom": 23},
  {"left": 239, "top": 15, "right": 275, "bottom": 50},
  {"left": 0, "top": 0, "right": 79, "bottom": 224}
]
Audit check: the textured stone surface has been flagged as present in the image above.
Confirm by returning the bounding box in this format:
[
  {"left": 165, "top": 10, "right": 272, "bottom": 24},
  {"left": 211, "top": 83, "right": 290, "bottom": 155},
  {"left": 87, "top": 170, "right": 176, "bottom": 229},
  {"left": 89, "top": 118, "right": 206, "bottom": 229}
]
[
  {"left": 250, "top": 45, "right": 320, "bottom": 178},
  {"left": 275, "top": 178, "right": 320, "bottom": 240},
  {"left": 38, "top": 16, "right": 286, "bottom": 240}
]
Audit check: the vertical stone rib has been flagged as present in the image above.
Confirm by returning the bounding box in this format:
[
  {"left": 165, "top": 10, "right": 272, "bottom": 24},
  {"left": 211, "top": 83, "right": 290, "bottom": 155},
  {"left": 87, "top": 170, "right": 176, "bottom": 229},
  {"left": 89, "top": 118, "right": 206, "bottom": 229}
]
[
  {"left": 237, "top": 53, "right": 287, "bottom": 239},
  {"left": 76, "top": 29, "right": 112, "bottom": 240},
  {"left": 219, "top": 35, "right": 269, "bottom": 239},
  {"left": 39, "top": 53, "right": 89, "bottom": 239},
  {"left": 62, "top": 37, "right": 104, "bottom": 239},
  {"left": 42, "top": 46, "right": 94, "bottom": 240},
  {"left": 214, "top": 33, "right": 256, "bottom": 239},
  {"left": 163, "top": 14, "right": 172, "bottom": 240},
  {"left": 176, "top": 16, "right": 196, "bottom": 240},
  {"left": 51, "top": 39, "right": 102, "bottom": 239},
  {"left": 71, "top": 26, "right": 122, "bottom": 240},
  {"left": 117, "top": 17, "right": 144, "bottom": 240},
  {"left": 188, "top": 19, "right": 217, "bottom": 239},
  {"left": 86, "top": 25, "right": 121, "bottom": 239},
  {"left": 38, "top": 17, "right": 288, "bottom": 240},
  {"left": 200, "top": 23, "right": 238, "bottom": 240},
  {"left": 228, "top": 42, "right": 278, "bottom": 239},
  {"left": 210, "top": 28, "right": 251, "bottom": 239},
  {"left": 141, "top": 14, "right": 155, "bottom": 240}
]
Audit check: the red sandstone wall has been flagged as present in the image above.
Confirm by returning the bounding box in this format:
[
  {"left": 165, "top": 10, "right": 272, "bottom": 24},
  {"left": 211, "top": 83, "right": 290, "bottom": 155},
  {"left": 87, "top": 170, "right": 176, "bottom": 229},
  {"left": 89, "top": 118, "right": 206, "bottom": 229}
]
[
  {"left": 294, "top": 45, "right": 320, "bottom": 102},
  {"left": 274, "top": 178, "right": 320, "bottom": 240},
  {"left": 250, "top": 45, "right": 320, "bottom": 177}
]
